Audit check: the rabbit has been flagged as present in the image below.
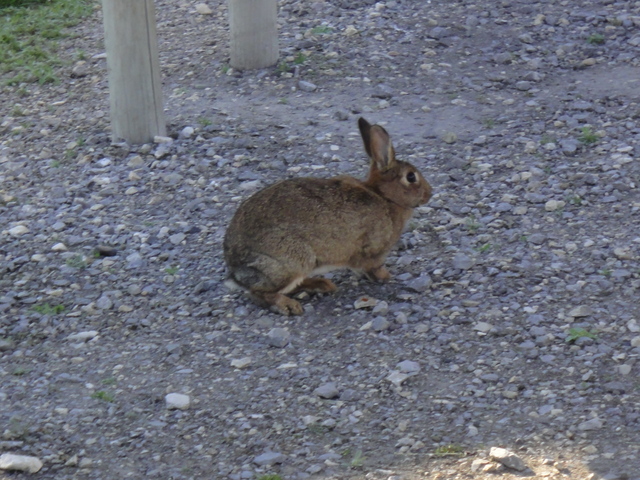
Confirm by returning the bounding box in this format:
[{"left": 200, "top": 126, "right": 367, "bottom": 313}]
[{"left": 223, "top": 117, "right": 432, "bottom": 315}]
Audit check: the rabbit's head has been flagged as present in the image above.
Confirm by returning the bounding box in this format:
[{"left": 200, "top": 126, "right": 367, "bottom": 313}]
[{"left": 359, "top": 117, "right": 432, "bottom": 209}]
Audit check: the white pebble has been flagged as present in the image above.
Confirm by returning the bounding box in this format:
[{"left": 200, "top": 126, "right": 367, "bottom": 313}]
[
  {"left": 0, "top": 453, "right": 43, "bottom": 473},
  {"left": 231, "top": 357, "right": 252, "bottom": 369},
  {"left": 8, "top": 225, "right": 29, "bottom": 236},
  {"left": 51, "top": 242, "right": 68, "bottom": 252},
  {"left": 165, "top": 393, "right": 190, "bottom": 410}
]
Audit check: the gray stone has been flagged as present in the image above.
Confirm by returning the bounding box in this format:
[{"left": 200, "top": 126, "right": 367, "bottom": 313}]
[
  {"left": 528, "top": 233, "right": 547, "bottom": 245},
  {"left": 169, "top": 232, "right": 186, "bottom": 245},
  {"left": 453, "top": 253, "right": 474, "bottom": 270},
  {"left": 96, "top": 295, "right": 113, "bottom": 310},
  {"left": 253, "top": 452, "right": 285, "bottom": 466},
  {"left": 578, "top": 417, "right": 603, "bottom": 431},
  {"left": 371, "top": 316, "right": 391, "bottom": 331},
  {"left": 560, "top": 138, "right": 579, "bottom": 155},
  {"left": 298, "top": 80, "right": 317, "bottom": 92},
  {"left": 397, "top": 360, "right": 420, "bottom": 373},
  {"left": 405, "top": 274, "right": 432, "bottom": 292},
  {"left": 267, "top": 327, "right": 290, "bottom": 348},
  {"left": 568, "top": 305, "right": 593, "bottom": 318},
  {"left": 489, "top": 447, "right": 527, "bottom": 471},
  {"left": 314, "top": 382, "right": 339, "bottom": 399}
]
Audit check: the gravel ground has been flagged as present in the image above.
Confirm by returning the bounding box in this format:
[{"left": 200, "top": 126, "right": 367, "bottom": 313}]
[{"left": 2, "top": 0, "right": 640, "bottom": 478}]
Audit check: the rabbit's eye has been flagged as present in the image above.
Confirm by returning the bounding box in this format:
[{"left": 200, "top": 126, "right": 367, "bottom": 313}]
[{"left": 406, "top": 172, "right": 417, "bottom": 183}]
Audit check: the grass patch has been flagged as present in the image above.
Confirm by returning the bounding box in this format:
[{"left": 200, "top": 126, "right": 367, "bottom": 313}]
[
  {"left": 32, "top": 303, "right": 65, "bottom": 315},
  {"left": 475, "top": 243, "right": 492, "bottom": 253},
  {"left": 578, "top": 127, "right": 598, "bottom": 145},
  {"left": 91, "top": 390, "right": 115, "bottom": 402},
  {"left": 164, "top": 266, "right": 179, "bottom": 275},
  {"left": 565, "top": 327, "right": 597, "bottom": 343},
  {"left": 197, "top": 116, "right": 212, "bottom": 127},
  {"left": 434, "top": 444, "right": 465, "bottom": 457},
  {"left": 257, "top": 476, "right": 282, "bottom": 480},
  {"left": 0, "top": 0, "right": 93, "bottom": 85},
  {"left": 311, "top": 25, "right": 333, "bottom": 35},
  {"left": 464, "top": 216, "right": 480, "bottom": 233},
  {"left": 587, "top": 33, "right": 605, "bottom": 45},
  {"left": 66, "top": 254, "right": 87, "bottom": 269}
]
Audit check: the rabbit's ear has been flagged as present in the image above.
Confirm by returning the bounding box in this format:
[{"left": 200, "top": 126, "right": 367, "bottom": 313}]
[{"left": 358, "top": 117, "right": 396, "bottom": 172}]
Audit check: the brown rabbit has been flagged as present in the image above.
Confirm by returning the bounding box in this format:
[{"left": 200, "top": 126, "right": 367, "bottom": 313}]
[{"left": 223, "top": 117, "right": 432, "bottom": 315}]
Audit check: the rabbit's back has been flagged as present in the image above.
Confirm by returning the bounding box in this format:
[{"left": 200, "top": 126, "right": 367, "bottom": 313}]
[{"left": 224, "top": 176, "right": 403, "bottom": 275}]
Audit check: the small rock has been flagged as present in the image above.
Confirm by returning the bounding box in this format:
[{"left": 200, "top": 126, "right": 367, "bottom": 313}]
[
  {"left": 169, "top": 232, "right": 186, "bottom": 245},
  {"left": 354, "top": 296, "right": 377, "bottom": 309},
  {"left": 195, "top": 3, "right": 212, "bottom": 14},
  {"left": 344, "top": 25, "right": 359, "bottom": 36},
  {"left": 51, "top": 242, "right": 68, "bottom": 252},
  {"left": 630, "top": 336, "right": 640, "bottom": 347},
  {"left": 442, "top": 132, "right": 457, "bottom": 144},
  {"left": 386, "top": 370, "right": 409, "bottom": 387},
  {"left": 181, "top": 126, "right": 195, "bottom": 138},
  {"left": 96, "top": 295, "right": 113, "bottom": 310},
  {"left": 471, "top": 458, "right": 490, "bottom": 472},
  {"left": 578, "top": 417, "right": 603, "bottom": 431},
  {"left": 231, "top": 357, "right": 252, "bottom": 369},
  {"left": 71, "top": 61, "right": 89, "bottom": 78},
  {"left": 405, "top": 274, "right": 432, "bottom": 292},
  {"left": 267, "top": 328, "right": 290, "bottom": 348},
  {"left": 371, "top": 316, "right": 391, "bottom": 332},
  {"left": 314, "top": 382, "right": 339, "bottom": 399},
  {"left": 298, "top": 80, "right": 317, "bottom": 92},
  {"left": 568, "top": 305, "right": 593, "bottom": 318},
  {"left": 253, "top": 452, "right": 285, "bottom": 466},
  {"left": 545, "top": 200, "right": 565, "bottom": 212},
  {"left": 67, "top": 331, "right": 98, "bottom": 342},
  {"left": 165, "top": 393, "right": 190, "bottom": 410},
  {"left": 560, "top": 138, "right": 579, "bottom": 155},
  {"left": 619, "top": 364, "right": 632, "bottom": 376},
  {"left": 475, "top": 322, "right": 493, "bottom": 333},
  {"left": 8, "top": 225, "right": 29, "bottom": 236},
  {"left": 453, "top": 253, "right": 474, "bottom": 270},
  {"left": 0, "top": 453, "right": 43, "bottom": 473},
  {"left": 489, "top": 447, "right": 527, "bottom": 471},
  {"left": 528, "top": 233, "right": 547, "bottom": 245},
  {"left": 397, "top": 360, "right": 420, "bottom": 373}
]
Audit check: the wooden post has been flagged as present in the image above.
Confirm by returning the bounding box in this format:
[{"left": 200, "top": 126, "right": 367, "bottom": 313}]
[
  {"left": 229, "top": 0, "right": 278, "bottom": 70},
  {"left": 101, "top": 0, "right": 166, "bottom": 144}
]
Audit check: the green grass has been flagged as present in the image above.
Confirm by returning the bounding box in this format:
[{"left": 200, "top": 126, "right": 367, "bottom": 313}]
[
  {"left": 164, "top": 266, "right": 179, "bottom": 275},
  {"left": 197, "top": 116, "right": 212, "bottom": 127},
  {"left": 464, "top": 216, "right": 480, "bottom": 233},
  {"left": 578, "top": 127, "right": 598, "bottom": 144},
  {"left": 293, "top": 52, "right": 307, "bottom": 65},
  {"left": 65, "top": 254, "right": 87, "bottom": 269},
  {"left": 91, "top": 390, "right": 115, "bottom": 402},
  {"left": 0, "top": 0, "right": 93, "bottom": 85},
  {"left": 257, "top": 476, "right": 282, "bottom": 480},
  {"left": 32, "top": 303, "right": 65, "bottom": 315},
  {"left": 587, "top": 33, "right": 605, "bottom": 45},
  {"left": 565, "top": 327, "right": 597, "bottom": 343},
  {"left": 434, "top": 444, "right": 465, "bottom": 457},
  {"left": 311, "top": 25, "right": 333, "bottom": 35},
  {"left": 475, "top": 243, "right": 492, "bottom": 253}
]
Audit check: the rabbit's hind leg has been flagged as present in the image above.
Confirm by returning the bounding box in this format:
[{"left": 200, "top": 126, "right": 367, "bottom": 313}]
[
  {"left": 292, "top": 277, "right": 337, "bottom": 294},
  {"left": 252, "top": 291, "right": 304, "bottom": 316}
]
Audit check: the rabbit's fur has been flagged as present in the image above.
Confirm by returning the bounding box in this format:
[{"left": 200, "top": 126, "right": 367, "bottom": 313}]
[{"left": 223, "top": 117, "right": 432, "bottom": 315}]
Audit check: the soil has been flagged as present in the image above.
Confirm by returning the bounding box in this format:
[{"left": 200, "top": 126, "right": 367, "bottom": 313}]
[{"left": 2, "top": 0, "right": 640, "bottom": 479}]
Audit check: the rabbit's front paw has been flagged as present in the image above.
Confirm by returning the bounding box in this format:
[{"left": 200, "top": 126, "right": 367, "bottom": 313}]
[{"left": 367, "top": 266, "right": 391, "bottom": 282}]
